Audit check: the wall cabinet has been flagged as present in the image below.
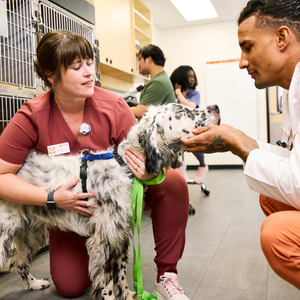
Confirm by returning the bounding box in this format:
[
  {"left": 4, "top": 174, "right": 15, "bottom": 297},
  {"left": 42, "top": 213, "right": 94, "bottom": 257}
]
[
  {"left": 94, "top": 0, "right": 152, "bottom": 91},
  {"left": 94, "top": 0, "right": 133, "bottom": 72},
  {"left": 133, "top": 0, "right": 152, "bottom": 48}
]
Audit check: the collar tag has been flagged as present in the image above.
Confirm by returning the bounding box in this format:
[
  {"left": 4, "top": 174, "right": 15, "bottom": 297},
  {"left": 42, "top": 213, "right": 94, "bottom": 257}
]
[{"left": 47, "top": 142, "right": 70, "bottom": 156}]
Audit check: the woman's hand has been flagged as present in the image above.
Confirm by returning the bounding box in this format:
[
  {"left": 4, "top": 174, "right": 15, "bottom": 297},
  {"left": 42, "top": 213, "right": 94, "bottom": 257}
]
[
  {"left": 181, "top": 124, "right": 259, "bottom": 162},
  {"left": 53, "top": 178, "right": 97, "bottom": 217},
  {"left": 174, "top": 83, "right": 181, "bottom": 91},
  {"left": 125, "top": 148, "right": 157, "bottom": 181},
  {"left": 174, "top": 83, "right": 182, "bottom": 98}
]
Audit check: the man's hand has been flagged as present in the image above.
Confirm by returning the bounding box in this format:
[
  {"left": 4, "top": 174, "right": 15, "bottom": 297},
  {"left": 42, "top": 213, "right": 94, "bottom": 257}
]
[{"left": 180, "top": 124, "right": 259, "bottom": 162}]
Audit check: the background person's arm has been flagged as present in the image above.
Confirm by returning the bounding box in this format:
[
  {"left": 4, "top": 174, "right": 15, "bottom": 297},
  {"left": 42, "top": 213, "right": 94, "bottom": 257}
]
[
  {"left": 174, "top": 84, "right": 197, "bottom": 108},
  {"left": 130, "top": 104, "right": 148, "bottom": 118}
]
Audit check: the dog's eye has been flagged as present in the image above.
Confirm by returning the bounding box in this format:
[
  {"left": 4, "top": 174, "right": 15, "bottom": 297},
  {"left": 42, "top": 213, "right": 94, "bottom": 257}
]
[{"left": 175, "top": 110, "right": 185, "bottom": 115}]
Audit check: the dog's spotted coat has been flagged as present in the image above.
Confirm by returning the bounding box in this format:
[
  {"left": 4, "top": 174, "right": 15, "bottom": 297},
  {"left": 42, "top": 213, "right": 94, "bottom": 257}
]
[{"left": 0, "top": 103, "right": 220, "bottom": 300}]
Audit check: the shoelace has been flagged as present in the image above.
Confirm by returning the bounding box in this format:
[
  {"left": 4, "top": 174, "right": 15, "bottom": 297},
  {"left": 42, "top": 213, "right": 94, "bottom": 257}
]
[{"left": 160, "top": 275, "right": 186, "bottom": 296}]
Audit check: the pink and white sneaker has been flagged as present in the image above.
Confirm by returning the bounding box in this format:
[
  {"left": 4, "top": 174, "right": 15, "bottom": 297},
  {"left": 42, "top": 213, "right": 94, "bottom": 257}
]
[
  {"left": 154, "top": 272, "right": 189, "bottom": 300},
  {"left": 193, "top": 165, "right": 209, "bottom": 183},
  {"left": 177, "top": 161, "right": 188, "bottom": 182}
]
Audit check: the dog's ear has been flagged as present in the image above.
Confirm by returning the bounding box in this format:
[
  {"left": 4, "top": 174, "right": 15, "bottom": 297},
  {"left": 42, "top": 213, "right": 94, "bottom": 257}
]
[
  {"left": 137, "top": 105, "right": 172, "bottom": 175},
  {"left": 139, "top": 127, "right": 165, "bottom": 175}
]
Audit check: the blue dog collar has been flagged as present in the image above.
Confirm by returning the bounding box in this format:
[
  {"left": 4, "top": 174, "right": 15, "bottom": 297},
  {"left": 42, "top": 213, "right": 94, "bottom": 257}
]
[{"left": 82, "top": 153, "right": 115, "bottom": 161}]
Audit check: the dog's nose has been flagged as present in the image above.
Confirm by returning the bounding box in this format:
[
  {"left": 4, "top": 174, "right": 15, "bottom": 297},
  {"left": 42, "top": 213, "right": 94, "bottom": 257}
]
[{"left": 207, "top": 105, "right": 220, "bottom": 114}]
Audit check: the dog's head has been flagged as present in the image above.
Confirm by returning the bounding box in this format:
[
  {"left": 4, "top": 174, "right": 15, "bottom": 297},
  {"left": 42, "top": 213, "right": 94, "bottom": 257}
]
[{"left": 131, "top": 103, "right": 220, "bottom": 175}]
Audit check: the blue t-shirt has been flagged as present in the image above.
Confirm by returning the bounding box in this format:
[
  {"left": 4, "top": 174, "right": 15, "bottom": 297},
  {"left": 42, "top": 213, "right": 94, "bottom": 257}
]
[{"left": 184, "top": 89, "right": 200, "bottom": 108}]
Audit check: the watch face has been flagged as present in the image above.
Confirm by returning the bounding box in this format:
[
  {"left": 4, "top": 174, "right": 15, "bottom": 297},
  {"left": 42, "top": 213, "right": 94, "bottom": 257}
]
[{"left": 47, "top": 200, "right": 56, "bottom": 210}]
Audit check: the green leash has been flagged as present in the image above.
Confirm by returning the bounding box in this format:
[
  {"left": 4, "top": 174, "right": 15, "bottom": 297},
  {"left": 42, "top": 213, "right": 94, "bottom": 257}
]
[{"left": 131, "top": 167, "right": 168, "bottom": 300}]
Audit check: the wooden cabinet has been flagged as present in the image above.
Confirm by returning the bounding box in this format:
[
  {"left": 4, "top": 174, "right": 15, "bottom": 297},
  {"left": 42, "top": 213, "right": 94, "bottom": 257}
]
[
  {"left": 94, "top": 0, "right": 133, "bottom": 72},
  {"left": 133, "top": 0, "right": 152, "bottom": 76},
  {"left": 93, "top": 0, "right": 152, "bottom": 91},
  {"left": 133, "top": 0, "right": 152, "bottom": 48}
]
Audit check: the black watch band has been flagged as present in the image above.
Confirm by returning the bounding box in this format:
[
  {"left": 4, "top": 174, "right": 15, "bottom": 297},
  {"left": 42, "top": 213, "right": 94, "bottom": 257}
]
[{"left": 46, "top": 191, "right": 56, "bottom": 210}]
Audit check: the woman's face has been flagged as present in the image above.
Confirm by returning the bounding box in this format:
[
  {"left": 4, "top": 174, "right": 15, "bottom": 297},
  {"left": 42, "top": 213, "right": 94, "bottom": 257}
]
[
  {"left": 187, "top": 70, "right": 195, "bottom": 88},
  {"left": 54, "top": 57, "right": 95, "bottom": 100}
]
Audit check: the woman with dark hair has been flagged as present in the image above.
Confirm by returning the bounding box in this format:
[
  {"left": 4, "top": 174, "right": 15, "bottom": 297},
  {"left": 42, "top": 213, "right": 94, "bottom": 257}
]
[
  {"left": 170, "top": 65, "right": 208, "bottom": 183},
  {"left": 0, "top": 30, "right": 190, "bottom": 300}
]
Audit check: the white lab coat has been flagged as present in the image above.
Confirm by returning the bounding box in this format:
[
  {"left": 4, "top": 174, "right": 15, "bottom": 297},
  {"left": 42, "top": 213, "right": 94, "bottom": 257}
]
[{"left": 244, "top": 62, "right": 300, "bottom": 209}]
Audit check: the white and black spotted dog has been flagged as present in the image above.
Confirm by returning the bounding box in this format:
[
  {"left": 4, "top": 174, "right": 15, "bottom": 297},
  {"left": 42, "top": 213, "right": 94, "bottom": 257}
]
[{"left": 0, "top": 103, "right": 220, "bottom": 300}]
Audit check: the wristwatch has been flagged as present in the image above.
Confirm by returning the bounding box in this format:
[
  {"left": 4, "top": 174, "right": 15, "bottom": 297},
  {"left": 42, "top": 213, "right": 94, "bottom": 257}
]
[{"left": 46, "top": 191, "right": 57, "bottom": 210}]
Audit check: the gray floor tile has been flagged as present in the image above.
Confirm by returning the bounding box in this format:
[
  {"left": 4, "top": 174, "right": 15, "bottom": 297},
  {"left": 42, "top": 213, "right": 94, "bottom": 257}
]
[
  {"left": 200, "top": 247, "right": 269, "bottom": 292},
  {"left": 231, "top": 207, "right": 266, "bottom": 225},
  {"left": 220, "top": 223, "right": 262, "bottom": 249},
  {"left": 184, "top": 231, "right": 223, "bottom": 257},
  {"left": 193, "top": 286, "right": 266, "bottom": 300}
]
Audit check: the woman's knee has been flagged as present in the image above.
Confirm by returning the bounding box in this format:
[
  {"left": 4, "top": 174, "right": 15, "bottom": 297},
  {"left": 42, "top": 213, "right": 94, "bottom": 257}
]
[
  {"left": 51, "top": 269, "right": 91, "bottom": 298},
  {"left": 167, "top": 168, "right": 189, "bottom": 195}
]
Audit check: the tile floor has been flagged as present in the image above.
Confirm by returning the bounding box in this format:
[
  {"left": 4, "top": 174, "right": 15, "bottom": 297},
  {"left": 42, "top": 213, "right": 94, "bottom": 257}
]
[{"left": 1, "top": 168, "right": 300, "bottom": 300}]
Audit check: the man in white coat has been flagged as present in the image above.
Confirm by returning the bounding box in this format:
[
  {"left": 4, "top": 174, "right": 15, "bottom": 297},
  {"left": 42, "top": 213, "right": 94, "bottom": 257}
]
[{"left": 182, "top": 0, "right": 300, "bottom": 290}]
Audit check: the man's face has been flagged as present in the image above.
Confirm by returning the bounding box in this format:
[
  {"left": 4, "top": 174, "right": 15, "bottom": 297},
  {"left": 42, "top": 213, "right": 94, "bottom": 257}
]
[
  {"left": 238, "top": 16, "right": 284, "bottom": 89},
  {"left": 138, "top": 55, "right": 150, "bottom": 75}
]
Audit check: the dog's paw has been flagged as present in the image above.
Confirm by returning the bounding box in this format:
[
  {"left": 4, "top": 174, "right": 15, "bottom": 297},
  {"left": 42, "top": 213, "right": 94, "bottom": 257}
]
[
  {"left": 131, "top": 292, "right": 137, "bottom": 300},
  {"left": 128, "top": 290, "right": 137, "bottom": 300},
  {"left": 27, "top": 277, "right": 51, "bottom": 290}
]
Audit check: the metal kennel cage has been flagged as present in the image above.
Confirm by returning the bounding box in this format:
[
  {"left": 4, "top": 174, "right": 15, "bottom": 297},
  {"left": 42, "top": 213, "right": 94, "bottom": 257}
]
[
  {"left": 0, "top": 0, "right": 99, "bottom": 134},
  {"left": 1, "top": 0, "right": 36, "bottom": 89},
  {"left": 0, "top": 93, "right": 30, "bottom": 132},
  {"left": 38, "top": 0, "right": 95, "bottom": 46}
]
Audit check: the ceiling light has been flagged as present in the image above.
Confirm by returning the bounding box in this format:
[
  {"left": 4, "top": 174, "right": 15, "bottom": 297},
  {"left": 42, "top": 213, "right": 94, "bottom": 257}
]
[{"left": 170, "top": 0, "right": 218, "bottom": 21}]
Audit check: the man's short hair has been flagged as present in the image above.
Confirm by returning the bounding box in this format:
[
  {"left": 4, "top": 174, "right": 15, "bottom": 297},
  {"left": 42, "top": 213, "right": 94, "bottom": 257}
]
[
  {"left": 238, "top": 0, "right": 300, "bottom": 41},
  {"left": 139, "top": 44, "right": 166, "bottom": 67}
]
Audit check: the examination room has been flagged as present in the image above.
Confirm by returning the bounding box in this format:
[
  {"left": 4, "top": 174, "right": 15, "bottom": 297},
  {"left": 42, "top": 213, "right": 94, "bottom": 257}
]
[{"left": 1, "top": 0, "right": 300, "bottom": 299}]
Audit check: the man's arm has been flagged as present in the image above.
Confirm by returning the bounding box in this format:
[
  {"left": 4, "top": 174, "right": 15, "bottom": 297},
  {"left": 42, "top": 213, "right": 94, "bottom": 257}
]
[{"left": 130, "top": 104, "right": 148, "bottom": 119}]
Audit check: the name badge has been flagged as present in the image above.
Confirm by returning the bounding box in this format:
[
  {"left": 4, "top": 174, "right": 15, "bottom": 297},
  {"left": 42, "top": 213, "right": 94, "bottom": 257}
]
[{"left": 47, "top": 142, "right": 70, "bottom": 156}]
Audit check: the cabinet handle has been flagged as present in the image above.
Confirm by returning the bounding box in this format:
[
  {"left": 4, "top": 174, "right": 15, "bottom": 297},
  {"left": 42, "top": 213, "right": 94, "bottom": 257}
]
[
  {"left": 106, "top": 58, "right": 108, "bottom": 63},
  {"left": 131, "top": 68, "right": 133, "bottom": 73},
  {"left": 110, "top": 60, "right": 112, "bottom": 64}
]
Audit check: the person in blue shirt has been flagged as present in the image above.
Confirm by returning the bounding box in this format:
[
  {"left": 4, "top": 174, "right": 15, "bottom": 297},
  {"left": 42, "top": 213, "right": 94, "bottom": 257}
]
[{"left": 170, "top": 65, "right": 209, "bottom": 183}]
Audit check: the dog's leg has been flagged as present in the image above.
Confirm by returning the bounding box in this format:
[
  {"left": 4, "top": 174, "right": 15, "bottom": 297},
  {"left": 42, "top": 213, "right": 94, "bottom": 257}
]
[
  {"left": 87, "top": 234, "right": 118, "bottom": 300},
  {"left": 12, "top": 222, "right": 51, "bottom": 290},
  {"left": 0, "top": 203, "right": 23, "bottom": 273},
  {"left": 86, "top": 234, "right": 135, "bottom": 300},
  {"left": 0, "top": 224, "right": 17, "bottom": 273},
  {"left": 114, "top": 253, "right": 135, "bottom": 300}
]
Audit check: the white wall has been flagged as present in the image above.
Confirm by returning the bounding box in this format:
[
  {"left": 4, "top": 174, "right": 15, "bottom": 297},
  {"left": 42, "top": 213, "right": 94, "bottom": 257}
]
[{"left": 152, "top": 21, "right": 267, "bottom": 166}]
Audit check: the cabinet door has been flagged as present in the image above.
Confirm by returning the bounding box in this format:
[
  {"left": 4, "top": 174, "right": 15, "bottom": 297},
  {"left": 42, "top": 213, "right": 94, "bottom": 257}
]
[
  {"left": 94, "top": 0, "right": 133, "bottom": 73},
  {"left": 119, "top": 0, "right": 134, "bottom": 73}
]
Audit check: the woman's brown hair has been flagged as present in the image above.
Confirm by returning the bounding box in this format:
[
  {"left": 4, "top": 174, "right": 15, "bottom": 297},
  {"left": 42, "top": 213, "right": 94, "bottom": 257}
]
[{"left": 34, "top": 30, "right": 94, "bottom": 89}]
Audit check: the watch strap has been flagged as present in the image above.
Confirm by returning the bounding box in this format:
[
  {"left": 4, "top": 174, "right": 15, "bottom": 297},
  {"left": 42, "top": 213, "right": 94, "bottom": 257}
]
[{"left": 46, "top": 191, "right": 57, "bottom": 210}]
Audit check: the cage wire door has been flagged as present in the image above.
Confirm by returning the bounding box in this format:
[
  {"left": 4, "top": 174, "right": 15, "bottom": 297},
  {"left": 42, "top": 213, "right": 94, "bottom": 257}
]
[
  {"left": 38, "top": 0, "right": 95, "bottom": 45},
  {"left": 0, "top": 0, "right": 99, "bottom": 134},
  {"left": 1, "top": 0, "right": 36, "bottom": 89},
  {"left": 0, "top": 94, "right": 29, "bottom": 132}
]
